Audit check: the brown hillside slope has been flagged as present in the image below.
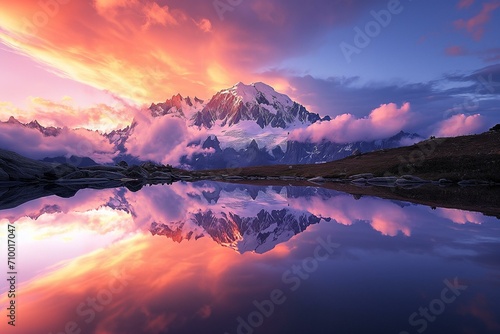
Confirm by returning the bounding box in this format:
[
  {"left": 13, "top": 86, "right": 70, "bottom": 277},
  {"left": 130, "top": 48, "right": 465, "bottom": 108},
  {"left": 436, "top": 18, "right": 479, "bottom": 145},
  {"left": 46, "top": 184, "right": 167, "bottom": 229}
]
[{"left": 198, "top": 131, "right": 500, "bottom": 182}]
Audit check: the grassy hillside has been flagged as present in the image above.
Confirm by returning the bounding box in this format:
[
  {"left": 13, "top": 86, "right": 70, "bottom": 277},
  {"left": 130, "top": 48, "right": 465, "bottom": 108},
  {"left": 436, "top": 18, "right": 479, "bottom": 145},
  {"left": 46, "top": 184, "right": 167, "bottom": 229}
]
[{"left": 196, "top": 130, "right": 500, "bottom": 182}]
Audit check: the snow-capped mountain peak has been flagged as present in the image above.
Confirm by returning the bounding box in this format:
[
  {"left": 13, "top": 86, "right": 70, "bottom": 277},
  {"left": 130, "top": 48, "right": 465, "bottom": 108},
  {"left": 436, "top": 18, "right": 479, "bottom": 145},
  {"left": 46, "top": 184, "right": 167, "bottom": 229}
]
[
  {"left": 147, "top": 82, "right": 326, "bottom": 130},
  {"left": 191, "top": 82, "right": 325, "bottom": 129},
  {"left": 149, "top": 94, "right": 205, "bottom": 119},
  {"left": 220, "top": 82, "right": 294, "bottom": 109},
  {"left": 1, "top": 116, "right": 61, "bottom": 137}
]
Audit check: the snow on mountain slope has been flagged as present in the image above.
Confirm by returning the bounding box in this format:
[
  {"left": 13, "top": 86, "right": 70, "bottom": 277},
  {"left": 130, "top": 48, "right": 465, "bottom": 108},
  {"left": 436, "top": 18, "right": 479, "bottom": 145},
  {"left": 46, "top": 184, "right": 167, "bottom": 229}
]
[
  {"left": 2, "top": 82, "right": 423, "bottom": 169},
  {"left": 220, "top": 82, "right": 294, "bottom": 109},
  {"left": 145, "top": 82, "right": 327, "bottom": 151},
  {"left": 2, "top": 116, "right": 62, "bottom": 137},
  {"left": 191, "top": 82, "right": 326, "bottom": 129},
  {"left": 147, "top": 182, "right": 327, "bottom": 254},
  {"left": 149, "top": 94, "right": 205, "bottom": 120},
  {"left": 143, "top": 83, "right": 424, "bottom": 169},
  {"left": 208, "top": 119, "right": 307, "bottom": 151}
]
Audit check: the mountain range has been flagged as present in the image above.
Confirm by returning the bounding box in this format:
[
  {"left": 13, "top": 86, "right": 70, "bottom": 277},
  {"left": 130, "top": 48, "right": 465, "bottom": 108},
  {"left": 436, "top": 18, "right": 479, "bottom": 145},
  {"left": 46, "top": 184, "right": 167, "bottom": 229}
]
[
  {"left": 149, "top": 183, "right": 334, "bottom": 254},
  {"left": 0, "top": 82, "right": 422, "bottom": 169}
]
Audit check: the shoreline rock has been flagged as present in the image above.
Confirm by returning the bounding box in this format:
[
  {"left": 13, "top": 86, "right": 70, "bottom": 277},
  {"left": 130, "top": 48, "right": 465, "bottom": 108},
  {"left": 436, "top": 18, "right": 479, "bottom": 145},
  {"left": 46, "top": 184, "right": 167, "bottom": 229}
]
[{"left": 2, "top": 148, "right": 499, "bottom": 191}]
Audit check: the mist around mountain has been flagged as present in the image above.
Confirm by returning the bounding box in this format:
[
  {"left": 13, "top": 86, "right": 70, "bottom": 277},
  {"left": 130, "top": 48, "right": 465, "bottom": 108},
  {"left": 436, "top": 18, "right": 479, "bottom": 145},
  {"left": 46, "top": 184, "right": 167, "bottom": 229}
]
[
  {"left": 2, "top": 128, "right": 499, "bottom": 254},
  {"left": 0, "top": 82, "right": 424, "bottom": 169}
]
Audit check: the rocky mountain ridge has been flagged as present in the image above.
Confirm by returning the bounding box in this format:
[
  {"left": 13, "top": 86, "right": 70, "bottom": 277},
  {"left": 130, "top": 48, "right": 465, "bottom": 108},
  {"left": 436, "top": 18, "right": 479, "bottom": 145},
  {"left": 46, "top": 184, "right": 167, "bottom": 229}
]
[{"left": 1, "top": 82, "right": 422, "bottom": 169}]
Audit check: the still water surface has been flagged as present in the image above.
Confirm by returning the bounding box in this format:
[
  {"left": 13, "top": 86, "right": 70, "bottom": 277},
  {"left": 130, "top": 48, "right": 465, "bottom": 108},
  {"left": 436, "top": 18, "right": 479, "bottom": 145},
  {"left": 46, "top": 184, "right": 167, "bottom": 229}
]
[{"left": 0, "top": 181, "right": 499, "bottom": 334}]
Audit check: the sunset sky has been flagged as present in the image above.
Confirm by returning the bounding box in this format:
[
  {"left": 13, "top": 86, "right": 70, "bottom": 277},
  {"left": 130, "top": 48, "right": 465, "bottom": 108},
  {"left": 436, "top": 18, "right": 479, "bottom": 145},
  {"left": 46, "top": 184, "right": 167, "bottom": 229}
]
[{"left": 0, "top": 0, "right": 499, "bottom": 136}]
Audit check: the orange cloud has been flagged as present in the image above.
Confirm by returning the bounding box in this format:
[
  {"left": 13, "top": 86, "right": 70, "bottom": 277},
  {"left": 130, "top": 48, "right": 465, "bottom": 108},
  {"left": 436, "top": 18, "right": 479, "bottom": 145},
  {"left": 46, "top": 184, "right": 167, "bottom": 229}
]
[
  {"left": 141, "top": 2, "right": 185, "bottom": 29},
  {"left": 0, "top": 0, "right": 367, "bottom": 106},
  {"left": 0, "top": 228, "right": 282, "bottom": 334},
  {"left": 94, "top": 0, "right": 138, "bottom": 15},
  {"left": 0, "top": 97, "right": 136, "bottom": 131},
  {"left": 0, "top": 0, "right": 288, "bottom": 104},
  {"left": 0, "top": 1, "right": 235, "bottom": 103}
]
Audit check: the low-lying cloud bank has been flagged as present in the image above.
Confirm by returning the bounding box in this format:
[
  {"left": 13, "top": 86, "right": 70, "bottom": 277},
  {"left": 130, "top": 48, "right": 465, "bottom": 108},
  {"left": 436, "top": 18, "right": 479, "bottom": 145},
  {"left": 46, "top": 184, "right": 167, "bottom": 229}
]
[
  {"left": 289, "top": 101, "right": 488, "bottom": 144},
  {"left": 0, "top": 123, "right": 117, "bottom": 164},
  {"left": 433, "top": 113, "right": 485, "bottom": 137},
  {"left": 288, "top": 102, "right": 413, "bottom": 143},
  {"left": 0, "top": 97, "right": 135, "bottom": 132},
  {"left": 0, "top": 100, "right": 491, "bottom": 166},
  {"left": 125, "top": 113, "right": 211, "bottom": 166}
]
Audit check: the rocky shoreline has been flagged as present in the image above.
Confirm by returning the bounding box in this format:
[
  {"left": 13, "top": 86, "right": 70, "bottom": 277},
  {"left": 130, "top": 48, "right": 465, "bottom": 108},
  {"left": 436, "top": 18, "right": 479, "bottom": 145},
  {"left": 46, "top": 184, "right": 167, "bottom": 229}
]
[
  {"left": 195, "top": 131, "right": 500, "bottom": 187},
  {"left": 0, "top": 149, "right": 186, "bottom": 189},
  {"left": 192, "top": 172, "right": 500, "bottom": 188},
  {"left": 2, "top": 147, "right": 499, "bottom": 216},
  {"left": 2, "top": 148, "right": 499, "bottom": 190}
]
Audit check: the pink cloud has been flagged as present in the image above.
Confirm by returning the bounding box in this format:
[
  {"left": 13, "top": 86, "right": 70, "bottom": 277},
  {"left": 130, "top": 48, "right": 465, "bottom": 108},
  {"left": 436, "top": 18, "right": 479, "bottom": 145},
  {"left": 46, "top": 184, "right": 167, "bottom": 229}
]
[
  {"left": 445, "top": 45, "right": 467, "bottom": 56},
  {"left": 195, "top": 18, "right": 213, "bottom": 33},
  {"left": 125, "top": 184, "right": 190, "bottom": 226},
  {"left": 0, "top": 188, "right": 118, "bottom": 223},
  {"left": 436, "top": 208, "right": 484, "bottom": 224},
  {"left": 125, "top": 113, "right": 210, "bottom": 166},
  {"left": 141, "top": 2, "right": 185, "bottom": 29},
  {"left": 0, "top": 122, "right": 117, "bottom": 163},
  {"left": 454, "top": 1, "right": 500, "bottom": 40},
  {"left": 371, "top": 215, "right": 411, "bottom": 237},
  {"left": 287, "top": 195, "right": 412, "bottom": 236},
  {"left": 0, "top": 97, "right": 136, "bottom": 132},
  {"left": 288, "top": 102, "right": 411, "bottom": 143},
  {"left": 442, "top": 46, "right": 500, "bottom": 62},
  {"left": 434, "top": 113, "right": 485, "bottom": 137},
  {"left": 457, "top": 0, "right": 475, "bottom": 9}
]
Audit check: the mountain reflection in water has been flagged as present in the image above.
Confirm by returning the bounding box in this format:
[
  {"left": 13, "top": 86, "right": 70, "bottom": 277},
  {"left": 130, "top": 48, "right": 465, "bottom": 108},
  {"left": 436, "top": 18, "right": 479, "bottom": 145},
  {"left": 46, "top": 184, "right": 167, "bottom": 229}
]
[{"left": 0, "top": 181, "right": 499, "bottom": 334}]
